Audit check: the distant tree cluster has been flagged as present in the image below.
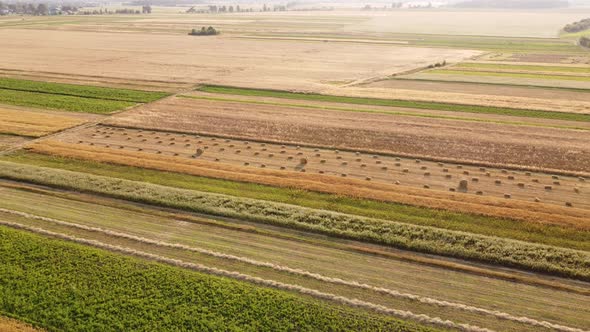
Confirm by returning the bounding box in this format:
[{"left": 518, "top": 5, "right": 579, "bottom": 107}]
[
  {"left": 564, "top": 18, "right": 590, "bottom": 34},
  {"left": 427, "top": 60, "right": 447, "bottom": 69},
  {"left": 579, "top": 36, "right": 590, "bottom": 48},
  {"left": 188, "top": 26, "right": 219, "bottom": 36},
  {"left": 186, "top": 3, "right": 287, "bottom": 14},
  {"left": 78, "top": 6, "right": 151, "bottom": 15},
  {"left": 0, "top": 2, "right": 78, "bottom": 15}
]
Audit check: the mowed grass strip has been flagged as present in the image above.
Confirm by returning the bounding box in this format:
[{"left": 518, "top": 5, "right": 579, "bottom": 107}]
[
  {"left": 198, "top": 85, "right": 590, "bottom": 122},
  {"left": 0, "top": 226, "right": 433, "bottom": 332},
  {"left": 0, "top": 160, "right": 588, "bottom": 280},
  {"left": 5, "top": 151, "right": 589, "bottom": 252},
  {"left": 0, "top": 89, "right": 134, "bottom": 114},
  {"left": 0, "top": 77, "right": 170, "bottom": 103}
]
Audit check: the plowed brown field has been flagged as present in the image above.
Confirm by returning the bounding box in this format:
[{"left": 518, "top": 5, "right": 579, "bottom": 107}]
[{"left": 105, "top": 96, "right": 590, "bottom": 173}]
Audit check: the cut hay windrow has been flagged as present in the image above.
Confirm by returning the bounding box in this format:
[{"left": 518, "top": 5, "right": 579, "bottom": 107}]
[
  {"left": 0, "top": 220, "right": 491, "bottom": 332},
  {"left": 1, "top": 207, "right": 584, "bottom": 332},
  {"left": 0, "top": 161, "right": 589, "bottom": 280}
]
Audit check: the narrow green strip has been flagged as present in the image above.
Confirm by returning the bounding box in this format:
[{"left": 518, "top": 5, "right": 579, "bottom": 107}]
[{"left": 198, "top": 85, "right": 590, "bottom": 123}]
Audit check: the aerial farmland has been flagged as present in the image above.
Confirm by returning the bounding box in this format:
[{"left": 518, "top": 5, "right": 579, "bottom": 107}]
[{"left": 0, "top": 1, "right": 589, "bottom": 331}]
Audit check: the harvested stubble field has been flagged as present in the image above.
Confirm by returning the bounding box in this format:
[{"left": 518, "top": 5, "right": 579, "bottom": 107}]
[
  {"left": 47, "top": 126, "right": 590, "bottom": 211},
  {"left": 364, "top": 79, "right": 590, "bottom": 103},
  {"left": 0, "top": 108, "right": 88, "bottom": 137},
  {"left": 105, "top": 95, "right": 590, "bottom": 173},
  {"left": 0, "top": 135, "right": 31, "bottom": 152},
  {"left": 0, "top": 183, "right": 589, "bottom": 331},
  {"left": 0, "top": 67, "right": 193, "bottom": 93},
  {"left": 0, "top": 29, "right": 479, "bottom": 91}
]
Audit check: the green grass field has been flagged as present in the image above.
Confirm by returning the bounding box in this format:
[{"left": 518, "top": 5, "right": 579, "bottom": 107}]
[
  {"left": 453, "top": 62, "right": 590, "bottom": 73},
  {"left": 430, "top": 69, "right": 590, "bottom": 82},
  {"left": 0, "top": 226, "right": 432, "bottom": 332},
  {"left": 0, "top": 77, "right": 169, "bottom": 103},
  {"left": 4, "top": 151, "right": 588, "bottom": 252},
  {"left": 0, "top": 78, "right": 169, "bottom": 113},
  {"left": 198, "top": 85, "right": 590, "bottom": 123},
  {"left": 0, "top": 159, "right": 588, "bottom": 280}
]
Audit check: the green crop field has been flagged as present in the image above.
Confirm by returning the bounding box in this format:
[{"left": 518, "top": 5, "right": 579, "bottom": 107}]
[
  {"left": 4, "top": 151, "right": 588, "bottom": 252},
  {"left": 0, "top": 226, "right": 432, "bottom": 332},
  {"left": 453, "top": 62, "right": 590, "bottom": 73},
  {"left": 198, "top": 85, "right": 590, "bottom": 122},
  {"left": 0, "top": 78, "right": 169, "bottom": 102},
  {"left": 0, "top": 78, "right": 169, "bottom": 113},
  {"left": 0, "top": 160, "right": 588, "bottom": 280},
  {"left": 429, "top": 69, "right": 590, "bottom": 82}
]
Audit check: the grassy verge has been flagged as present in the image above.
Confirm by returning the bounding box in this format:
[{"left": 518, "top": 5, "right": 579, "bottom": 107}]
[
  {"left": 0, "top": 226, "right": 432, "bottom": 332},
  {"left": 0, "top": 160, "right": 588, "bottom": 280},
  {"left": 198, "top": 85, "right": 590, "bottom": 123},
  {"left": 430, "top": 69, "right": 590, "bottom": 82},
  {"left": 4, "top": 151, "right": 588, "bottom": 251},
  {"left": 0, "top": 77, "right": 169, "bottom": 103}
]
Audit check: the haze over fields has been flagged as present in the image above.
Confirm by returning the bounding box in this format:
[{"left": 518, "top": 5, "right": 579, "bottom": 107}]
[{"left": 0, "top": 2, "right": 589, "bottom": 332}]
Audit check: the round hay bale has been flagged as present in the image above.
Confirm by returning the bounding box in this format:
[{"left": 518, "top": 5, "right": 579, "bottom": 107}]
[
  {"left": 471, "top": 177, "right": 479, "bottom": 182},
  {"left": 365, "top": 177, "right": 371, "bottom": 181},
  {"left": 534, "top": 197, "right": 541, "bottom": 202},
  {"left": 424, "top": 171, "right": 430, "bottom": 176},
  {"left": 517, "top": 183, "right": 525, "bottom": 188},
  {"left": 476, "top": 191, "right": 483, "bottom": 195},
  {"left": 423, "top": 185, "right": 430, "bottom": 189},
  {"left": 495, "top": 180, "right": 502, "bottom": 185},
  {"left": 376, "top": 160, "right": 382, "bottom": 164},
  {"left": 449, "top": 188, "right": 456, "bottom": 192},
  {"left": 361, "top": 163, "right": 366, "bottom": 168},
  {"left": 458, "top": 179, "right": 468, "bottom": 192},
  {"left": 445, "top": 174, "right": 452, "bottom": 179},
  {"left": 319, "top": 170, "right": 324, "bottom": 174},
  {"left": 320, "top": 159, "right": 326, "bottom": 164},
  {"left": 545, "top": 185, "right": 552, "bottom": 190},
  {"left": 443, "top": 168, "right": 449, "bottom": 173},
  {"left": 244, "top": 162, "right": 249, "bottom": 166},
  {"left": 421, "top": 166, "right": 427, "bottom": 170},
  {"left": 565, "top": 202, "right": 573, "bottom": 207},
  {"left": 402, "top": 168, "right": 409, "bottom": 173},
  {"left": 553, "top": 181, "right": 560, "bottom": 185},
  {"left": 504, "top": 194, "right": 511, "bottom": 199},
  {"left": 395, "top": 181, "right": 401, "bottom": 185},
  {"left": 299, "top": 157, "right": 307, "bottom": 164},
  {"left": 574, "top": 187, "right": 580, "bottom": 194}
]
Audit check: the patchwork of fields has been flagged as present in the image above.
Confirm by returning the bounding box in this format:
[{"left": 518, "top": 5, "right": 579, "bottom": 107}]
[{"left": 1, "top": 9, "right": 590, "bottom": 331}]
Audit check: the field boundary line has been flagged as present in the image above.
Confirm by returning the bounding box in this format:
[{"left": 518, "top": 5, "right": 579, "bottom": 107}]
[
  {"left": 0, "top": 219, "right": 494, "bottom": 332},
  {"left": 1, "top": 207, "right": 585, "bottom": 332}
]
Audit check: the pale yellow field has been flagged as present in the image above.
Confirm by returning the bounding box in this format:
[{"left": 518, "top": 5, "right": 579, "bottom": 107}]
[
  {"left": 0, "top": 108, "right": 87, "bottom": 137},
  {"left": 0, "top": 29, "right": 478, "bottom": 91}
]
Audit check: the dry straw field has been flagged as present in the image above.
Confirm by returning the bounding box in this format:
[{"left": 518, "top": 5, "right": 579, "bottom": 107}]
[{"left": 2, "top": 8, "right": 590, "bottom": 332}]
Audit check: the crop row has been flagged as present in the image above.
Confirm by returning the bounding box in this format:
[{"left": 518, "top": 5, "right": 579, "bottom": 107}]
[
  {"left": 198, "top": 85, "right": 590, "bottom": 122},
  {"left": 0, "top": 225, "right": 433, "bottom": 332},
  {"left": 0, "top": 160, "right": 588, "bottom": 280}
]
